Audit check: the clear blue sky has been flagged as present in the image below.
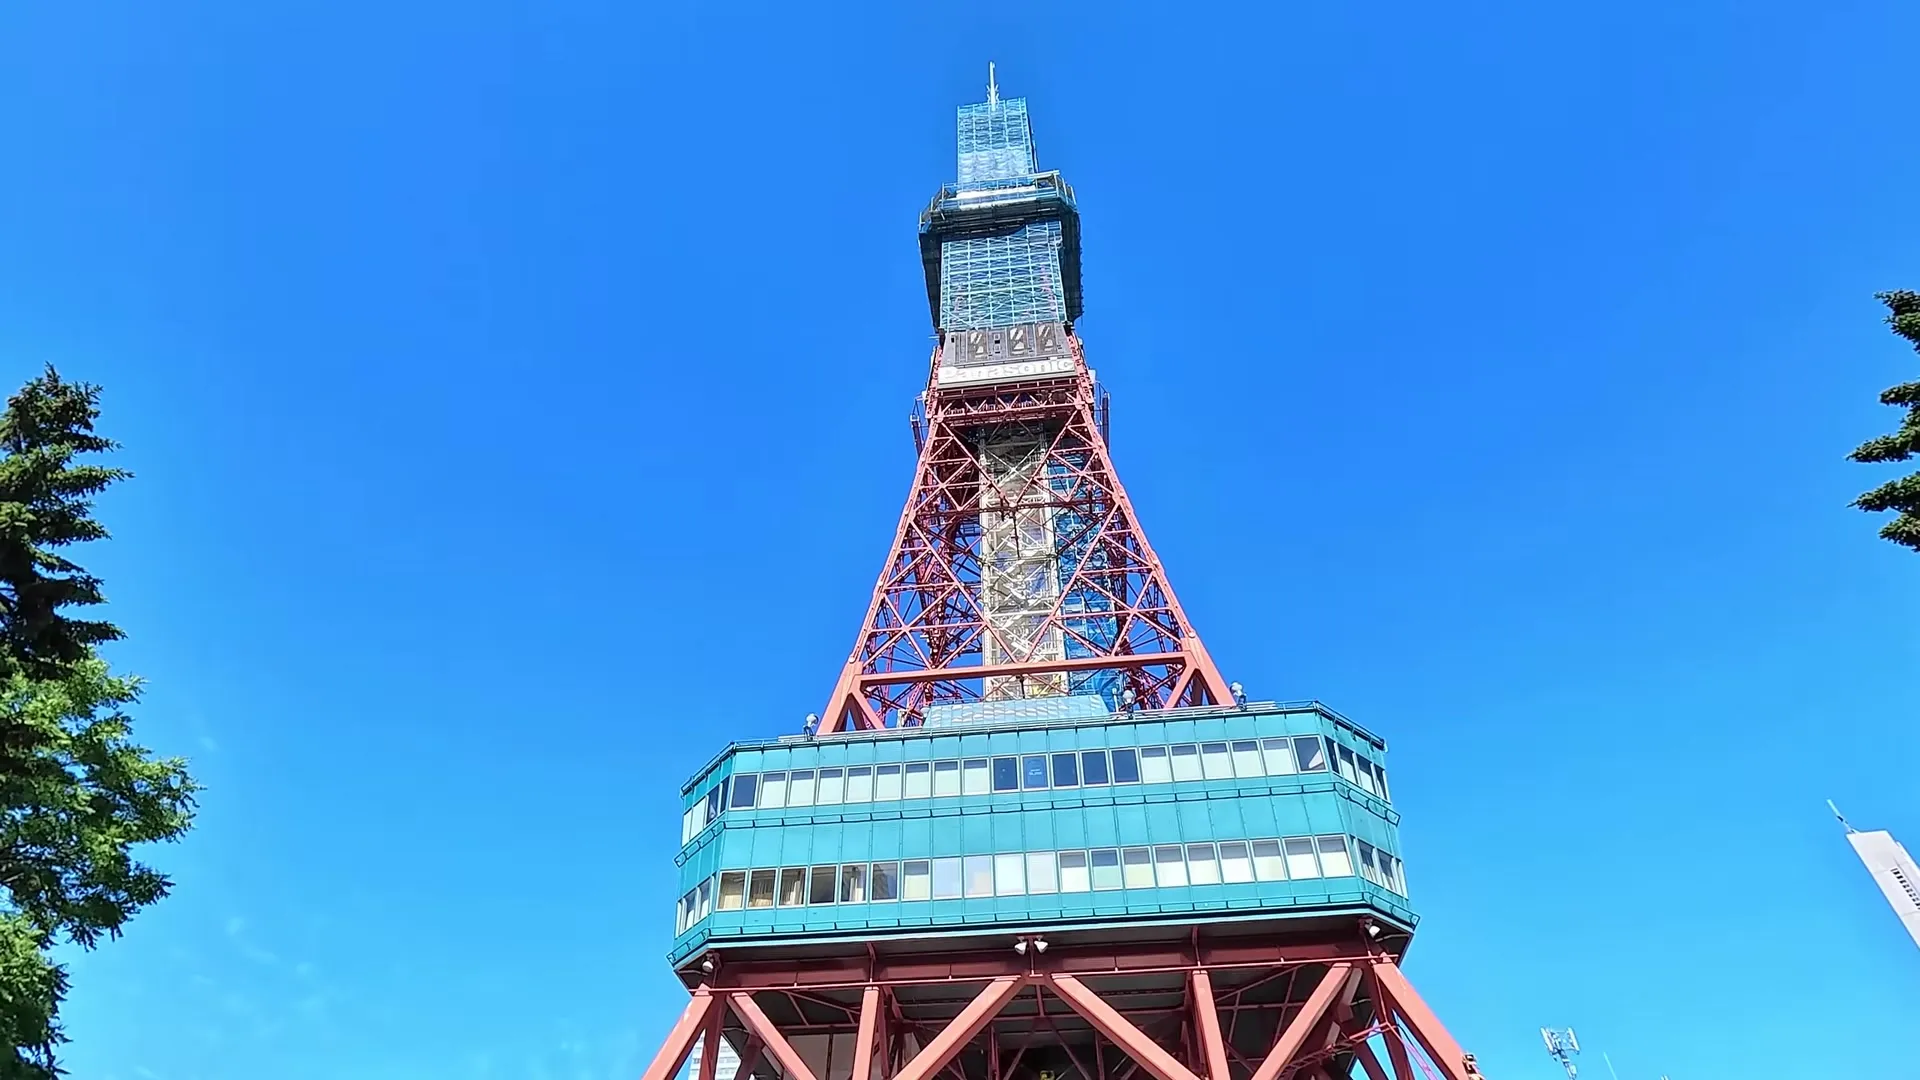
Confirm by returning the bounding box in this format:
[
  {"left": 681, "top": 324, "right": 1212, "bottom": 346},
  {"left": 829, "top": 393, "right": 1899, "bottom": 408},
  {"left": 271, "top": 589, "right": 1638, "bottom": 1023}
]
[{"left": 2, "top": 1, "right": 1917, "bottom": 1078}]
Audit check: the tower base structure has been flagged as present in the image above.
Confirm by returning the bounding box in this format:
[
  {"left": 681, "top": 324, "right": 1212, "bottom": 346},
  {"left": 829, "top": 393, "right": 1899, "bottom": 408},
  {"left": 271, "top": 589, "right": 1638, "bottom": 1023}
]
[{"left": 639, "top": 918, "right": 1484, "bottom": 1080}]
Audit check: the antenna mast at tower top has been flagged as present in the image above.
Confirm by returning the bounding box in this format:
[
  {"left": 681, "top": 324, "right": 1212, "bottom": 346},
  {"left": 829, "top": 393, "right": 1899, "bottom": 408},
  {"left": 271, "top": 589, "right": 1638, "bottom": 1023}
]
[{"left": 1542, "top": 1028, "right": 1580, "bottom": 1080}]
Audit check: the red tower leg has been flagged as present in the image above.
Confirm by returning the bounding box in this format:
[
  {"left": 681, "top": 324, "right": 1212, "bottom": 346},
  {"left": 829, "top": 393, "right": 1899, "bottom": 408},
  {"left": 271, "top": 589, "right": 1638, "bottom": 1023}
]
[
  {"left": 1369, "top": 961, "right": 1474, "bottom": 1080},
  {"left": 638, "top": 989, "right": 717, "bottom": 1080}
]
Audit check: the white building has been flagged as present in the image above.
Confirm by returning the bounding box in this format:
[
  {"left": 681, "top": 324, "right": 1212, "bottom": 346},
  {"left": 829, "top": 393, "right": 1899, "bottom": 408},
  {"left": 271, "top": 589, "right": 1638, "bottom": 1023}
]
[
  {"left": 684, "top": 1036, "right": 741, "bottom": 1080},
  {"left": 1833, "top": 802, "right": 1920, "bottom": 949}
]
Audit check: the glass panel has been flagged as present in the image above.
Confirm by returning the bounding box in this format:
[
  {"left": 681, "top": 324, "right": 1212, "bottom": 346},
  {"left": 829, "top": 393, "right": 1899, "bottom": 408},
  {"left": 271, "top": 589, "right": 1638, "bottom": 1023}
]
[
  {"left": 1090, "top": 849, "right": 1122, "bottom": 891},
  {"left": 1357, "top": 841, "right": 1380, "bottom": 884},
  {"left": 779, "top": 867, "right": 808, "bottom": 906},
  {"left": 1218, "top": 841, "right": 1254, "bottom": 883},
  {"left": 1080, "top": 750, "right": 1110, "bottom": 786},
  {"left": 1260, "top": 739, "right": 1295, "bottom": 775},
  {"left": 718, "top": 871, "right": 747, "bottom": 911},
  {"left": 1154, "top": 845, "right": 1188, "bottom": 887},
  {"left": 1169, "top": 744, "right": 1202, "bottom": 781},
  {"left": 1375, "top": 766, "right": 1391, "bottom": 801},
  {"left": 760, "top": 771, "right": 789, "bottom": 808},
  {"left": 1284, "top": 838, "right": 1321, "bottom": 879},
  {"left": 1293, "top": 737, "right": 1327, "bottom": 772},
  {"left": 846, "top": 767, "right": 873, "bottom": 803},
  {"left": 816, "top": 768, "right": 845, "bottom": 805},
  {"left": 963, "top": 855, "right": 994, "bottom": 898},
  {"left": 1122, "top": 847, "right": 1154, "bottom": 888},
  {"left": 706, "top": 787, "right": 723, "bottom": 820},
  {"left": 932, "top": 857, "right": 963, "bottom": 899},
  {"left": 1230, "top": 741, "right": 1263, "bottom": 778},
  {"left": 962, "top": 759, "right": 990, "bottom": 795},
  {"left": 809, "top": 865, "right": 837, "bottom": 904},
  {"left": 1251, "top": 840, "right": 1286, "bottom": 881},
  {"left": 788, "top": 770, "right": 817, "bottom": 806},
  {"left": 731, "top": 774, "right": 759, "bottom": 809},
  {"left": 840, "top": 863, "right": 868, "bottom": 903},
  {"left": 1356, "top": 758, "right": 1378, "bottom": 796},
  {"left": 1384, "top": 854, "right": 1405, "bottom": 893},
  {"left": 697, "top": 879, "right": 712, "bottom": 919},
  {"left": 1026, "top": 851, "right": 1057, "bottom": 894},
  {"left": 1138, "top": 746, "right": 1172, "bottom": 783},
  {"left": 1317, "top": 836, "right": 1354, "bottom": 877},
  {"left": 1022, "top": 755, "right": 1049, "bottom": 790},
  {"left": 902, "top": 860, "right": 932, "bottom": 901},
  {"left": 1059, "top": 850, "right": 1091, "bottom": 892},
  {"left": 875, "top": 764, "right": 903, "bottom": 801},
  {"left": 748, "top": 869, "right": 776, "bottom": 908},
  {"left": 1110, "top": 748, "right": 1140, "bottom": 784},
  {"left": 933, "top": 760, "right": 961, "bottom": 797},
  {"left": 995, "top": 853, "right": 1026, "bottom": 895},
  {"left": 1186, "top": 844, "right": 1220, "bottom": 885},
  {"left": 1200, "top": 742, "right": 1232, "bottom": 779},
  {"left": 992, "top": 756, "right": 1020, "bottom": 791},
  {"left": 871, "top": 862, "right": 900, "bottom": 901},
  {"left": 1337, "top": 747, "right": 1358, "bottom": 783},
  {"left": 904, "top": 762, "right": 932, "bottom": 798},
  {"left": 677, "top": 891, "right": 694, "bottom": 933},
  {"left": 681, "top": 808, "right": 694, "bottom": 845},
  {"left": 1051, "top": 752, "right": 1079, "bottom": 788}
]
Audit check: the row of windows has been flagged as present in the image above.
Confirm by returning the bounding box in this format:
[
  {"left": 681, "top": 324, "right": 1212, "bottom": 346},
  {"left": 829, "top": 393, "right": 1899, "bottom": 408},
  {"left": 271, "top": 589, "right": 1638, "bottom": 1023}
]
[
  {"left": 674, "top": 835, "right": 1408, "bottom": 934},
  {"left": 682, "top": 736, "right": 1392, "bottom": 843}
]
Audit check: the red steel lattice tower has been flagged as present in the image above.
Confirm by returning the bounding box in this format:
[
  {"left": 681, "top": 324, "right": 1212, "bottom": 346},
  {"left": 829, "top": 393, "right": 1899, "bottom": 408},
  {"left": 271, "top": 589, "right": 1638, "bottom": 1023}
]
[{"left": 646, "top": 73, "right": 1494, "bottom": 1080}]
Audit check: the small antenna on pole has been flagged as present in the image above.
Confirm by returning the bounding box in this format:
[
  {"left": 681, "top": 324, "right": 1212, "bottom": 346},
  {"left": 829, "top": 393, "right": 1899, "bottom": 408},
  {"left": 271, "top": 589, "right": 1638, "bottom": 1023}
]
[
  {"left": 1541, "top": 1028, "right": 1580, "bottom": 1080},
  {"left": 1829, "top": 799, "right": 1857, "bottom": 834},
  {"left": 987, "top": 62, "right": 999, "bottom": 107}
]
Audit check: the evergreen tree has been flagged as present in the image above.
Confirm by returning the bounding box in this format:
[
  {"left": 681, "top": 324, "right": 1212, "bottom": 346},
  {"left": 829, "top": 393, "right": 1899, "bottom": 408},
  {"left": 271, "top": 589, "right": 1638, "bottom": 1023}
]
[
  {"left": 0, "top": 367, "right": 197, "bottom": 1077},
  {"left": 1849, "top": 291, "right": 1920, "bottom": 552}
]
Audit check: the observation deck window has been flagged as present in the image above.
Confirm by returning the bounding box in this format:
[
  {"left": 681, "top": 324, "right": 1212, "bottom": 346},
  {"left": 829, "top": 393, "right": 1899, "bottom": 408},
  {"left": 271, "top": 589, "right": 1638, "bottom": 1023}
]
[
  {"left": 847, "top": 766, "right": 874, "bottom": 802},
  {"left": 931, "top": 857, "right": 962, "bottom": 899},
  {"left": 817, "top": 768, "right": 845, "bottom": 805},
  {"left": 1186, "top": 843, "right": 1220, "bottom": 885},
  {"left": 718, "top": 871, "right": 747, "bottom": 911},
  {"left": 876, "top": 764, "right": 903, "bottom": 800},
  {"left": 1316, "top": 837, "right": 1354, "bottom": 878},
  {"left": 730, "top": 774, "right": 759, "bottom": 809},
  {"left": 1121, "top": 847, "right": 1154, "bottom": 888},
  {"left": 748, "top": 870, "right": 776, "bottom": 908},
  {"left": 905, "top": 762, "right": 932, "bottom": 798},
  {"left": 840, "top": 864, "right": 868, "bottom": 903},
  {"left": 778, "top": 867, "right": 807, "bottom": 907},
  {"left": 871, "top": 862, "right": 900, "bottom": 901},
  {"left": 1284, "top": 838, "right": 1321, "bottom": 879},
  {"left": 1153, "top": 845, "right": 1188, "bottom": 887},
  {"left": 965, "top": 855, "right": 995, "bottom": 898},
  {"left": 992, "top": 756, "right": 1020, "bottom": 791},
  {"left": 1110, "top": 748, "right": 1141, "bottom": 783},
  {"left": 788, "top": 770, "right": 817, "bottom": 807},
  {"left": 1218, "top": 842, "right": 1254, "bottom": 883},
  {"left": 963, "top": 758, "right": 991, "bottom": 795},
  {"left": 1090, "top": 849, "right": 1123, "bottom": 891},
  {"left": 995, "top": 853, "right": 1026, "bottom": 896},
  {"left": 1051, "top": 752, "right": 1079, "bottom": 788},
  {"left": 1138, "top": 746, "right": 1172, "bottom": 783},
  {"left": 760, "top": 772, "right": 788, "bottom": 808},
  {"left": 1026, "top": 851, "right": 1058, "bottom": 893},
  {"left": 1201, "top": 742, "right": 1234, "bottom": 779},
  {"left": 809, "top": 866, "right": 838, "bottom": 905},
  {"left": 1022, "top": 755, "right": 1049, "bottom": 790},
  {"left": 1293, "top": 737, "right": 1328, "bottom": 772},
  {"left": 1170, "top": 744, "right": 1202, "bottom": 782},
  {"left": 1058, "top": 850, "right": 1090, "bottom": 892},
  {"left": 933, "top": 760, "right": 962, "bottom": 797},
  {"left": 1231, "top": 741, "right": 1263, "bottom": 777},
  {"left": 1251, "top": 840, "right": 1286, "bottom": 882},
  {"left": 903, "top": 860, "right": 932, "bottom": 901},
  {"left": 1336, "top": 747, "right": 1359, "bottom": 784},
  {"left": 1080, "top": 750, "right": 1110, "bottom": 785}
]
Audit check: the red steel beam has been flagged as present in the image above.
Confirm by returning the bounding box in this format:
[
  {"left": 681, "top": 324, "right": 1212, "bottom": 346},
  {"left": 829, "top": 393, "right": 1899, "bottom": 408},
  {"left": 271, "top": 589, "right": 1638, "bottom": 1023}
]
[
  {"left": 729, "top": 992, "right": 823, "bottom": 1080},
  {"left": 856, "top": 651, "right": 1198, "bottom": 687},
  {"left": 852, "top": 985, "right": 882, "bottom": 1080},
  {"left": 1188, "top": 970, "right": 1230, "bottom": 1080},
  {"left": 1369, "top": 961, "right": 1474, "bottom": 1080},
  {"left": 1047, "top": 975, "right": 1203, "bottom": 1080},
  {"left": 894, "top": 977, "right": 1028, "bottom": 1080},
  {"left": 697, "top": 1000, "right": 724, "bottom": 1080},
  {"left": 639, "top": 988, "right": 718, "bottom": 1080},
  {"left": 1352, "top": 1043, "right": 1391, "bottom": 1080},
  {"left": 1248, "top": 964, "right": 1352, "bottom": 1080},
  {"left": 735, "top": 1039, "right": 765, "bottom": 1080},
  {"left": 1383, "top": 1031, "right": 1415, "bottom": 1080}
]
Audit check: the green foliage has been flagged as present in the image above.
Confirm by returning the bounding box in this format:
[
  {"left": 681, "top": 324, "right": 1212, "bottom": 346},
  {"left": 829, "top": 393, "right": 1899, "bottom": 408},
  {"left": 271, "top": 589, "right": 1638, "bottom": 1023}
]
[
  {"left": 0, "top": 367, "right": 128, "bottom": 679},
  {"left": 0, "top": 367, "right": 197, "bottom": 1075},
  {"left": 1850, "top": 291, "right": 1920, "bottom": 551}
]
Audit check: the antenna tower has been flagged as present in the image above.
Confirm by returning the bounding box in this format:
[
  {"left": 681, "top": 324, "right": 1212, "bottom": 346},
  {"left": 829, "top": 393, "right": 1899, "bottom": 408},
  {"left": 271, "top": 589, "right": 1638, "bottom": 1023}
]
[{"left": 1541, "top": 1028, "right": 1580, "bottom": 1080}]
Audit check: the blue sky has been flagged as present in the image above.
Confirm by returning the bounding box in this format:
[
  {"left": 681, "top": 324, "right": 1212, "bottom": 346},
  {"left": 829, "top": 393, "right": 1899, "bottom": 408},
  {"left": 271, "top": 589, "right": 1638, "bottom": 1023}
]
[{"left": 2, "top": 1, "right": 1918, "bottom": 1077}]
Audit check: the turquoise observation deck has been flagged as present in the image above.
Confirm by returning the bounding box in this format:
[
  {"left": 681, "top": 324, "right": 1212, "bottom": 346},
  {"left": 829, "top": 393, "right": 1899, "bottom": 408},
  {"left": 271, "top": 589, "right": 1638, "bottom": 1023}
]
[{"left": 668, "top": 702, "right": 1414, "bottom": 971}]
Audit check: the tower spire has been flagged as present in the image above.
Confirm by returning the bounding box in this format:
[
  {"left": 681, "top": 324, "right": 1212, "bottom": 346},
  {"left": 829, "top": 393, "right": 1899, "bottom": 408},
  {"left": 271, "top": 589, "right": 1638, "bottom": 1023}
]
[
  {"left": 987, "top": 61, "right": 999, "bottom": 107},
  {"left": 1830, "top": 799, "right": 1858, "bottom": 834}
]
